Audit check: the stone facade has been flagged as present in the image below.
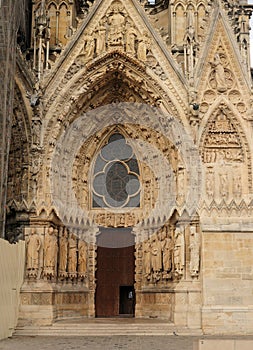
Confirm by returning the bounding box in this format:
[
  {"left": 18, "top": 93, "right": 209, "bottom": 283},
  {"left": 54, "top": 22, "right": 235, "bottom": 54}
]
[{"left": 2, "top": 0, "right": 253, "bottom": 335}]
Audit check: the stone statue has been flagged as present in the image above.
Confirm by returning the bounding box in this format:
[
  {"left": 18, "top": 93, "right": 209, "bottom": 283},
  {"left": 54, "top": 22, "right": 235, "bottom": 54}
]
[
  {"left": 233, "top": 173, "right": 242, "bottom": 198},
  {"left": 151, "top": 235, "right": 162, "bottom": 282},
  {"left": 78, "top": 239, "right": 87, "bottom": 280},
  {"left": 220, "top": 173, "right": 229, "bottom": 200},
  {"left": 84, "top": 31, "right": 95, "bottom": 62},
  {"left": 173, "top": 226, "right": 185, "bottom": 277},
  {"left": 162, "top": 231, "right": 173, "bottom": 278},
  {"left": 137, "top": 32, "right": 150, "bottom": 61},
  {"left": 58, "top": 227, "right": 68, "bottom": 278},
  {"left": 68, "top": 233, "right": 77, "bottom": 278},
  {"left": 206, "top": 171, "right": 214, "bottom": 199},
  {"left": 43, "top": 227, "right": 58, "bottom": 279},
  {"left": 95, "top": 20, "right": 106, "bottom": 55},
  {"left": 107, "top": 7, "right": 125, "bottom": 46},
  {"left": 126, "top": 23, "right": 137, "bottom": 55},
  {"left": 189, "top": 226, "right": 200, "bottom": 277},
  {"left": 211, "top": 53, "right": 227, "bottom": 92},
  {"left": 143, "top": 239, "right": 152, "bottom": 279},
  {"left": 26, "top": 228, "right": 41, "bottom": 278}
]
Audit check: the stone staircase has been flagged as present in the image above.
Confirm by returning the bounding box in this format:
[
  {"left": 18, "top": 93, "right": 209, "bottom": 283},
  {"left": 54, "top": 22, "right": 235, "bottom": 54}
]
[{"left": 14, "top": 318, "right": 202, "bottom": 336}]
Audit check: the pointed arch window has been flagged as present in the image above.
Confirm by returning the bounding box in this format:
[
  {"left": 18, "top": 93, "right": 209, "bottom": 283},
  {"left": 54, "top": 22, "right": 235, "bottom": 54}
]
[{"left": 92, "top": 133, "right": 140, "bottom": 208}]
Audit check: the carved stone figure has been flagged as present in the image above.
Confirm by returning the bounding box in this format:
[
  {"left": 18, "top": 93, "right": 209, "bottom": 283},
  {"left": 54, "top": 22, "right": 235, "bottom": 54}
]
[
  {"left": 107, "top": 6, "right": 125, "bottom": 46},
  {"left": 151, "top": 235, "right": 162, "bottom": 281},
  {"left": 95, "top": 20, "right": 106, "bottom": 55},
  {"left": 84, "top": 31, "right": 95, "bottom": 62},
  {"left": 220, "top": 173, "right": 229, "bottom": 200},
  {"left": 58, "top": 227, "right": 68, "bottom": 278},
  {"left": 233, "top": 173, "right": 242, "bottom": 198},
  {"left": 126, "top": 23, "right": 137, "bottom": 55},
  {"left": 173, "top": 227, "right": 185, "bottom": 277},
  {"left": 211, "top": 53, "right": 227, "bottom": 92},
  {"left": 206, "top": 170, "right": 214, "bottom": 199},
  {"left": 31, "top": 118, "right": 41, "bottom": 146},
  {"left": 78, "top": 239, "right": 87, "bottom": 280},
  {"left": 143, "top": 239, "right": 152, "bottom": 279},
  {"left": 189, "top": 226, "right": 200, "bottom": 277},
  {"left": 26, "top": 228, "right": 41, "bottom": 278},
  {"left": 43, "top": 227, "right": 58, "bottom": 279},
  {"left": 137, "top": 32, "right": 150, "bottom": 61},
  {"left": 68, "top": 233, "right": 77, "bottom": 278},
  {"left": 162, "top": 231, "right": 173, "bottom": 279}
]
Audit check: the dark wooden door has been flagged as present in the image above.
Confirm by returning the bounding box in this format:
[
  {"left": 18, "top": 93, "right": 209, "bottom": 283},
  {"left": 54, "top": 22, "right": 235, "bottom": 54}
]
[{"left": 95, "top": 228, "right": 135, "bottom": 317}]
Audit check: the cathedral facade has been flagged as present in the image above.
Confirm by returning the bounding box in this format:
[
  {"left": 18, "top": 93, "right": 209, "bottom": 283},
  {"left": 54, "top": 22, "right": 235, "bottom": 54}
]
[{"left": 3, "top": 0, "right": 253, "bottom": 334}]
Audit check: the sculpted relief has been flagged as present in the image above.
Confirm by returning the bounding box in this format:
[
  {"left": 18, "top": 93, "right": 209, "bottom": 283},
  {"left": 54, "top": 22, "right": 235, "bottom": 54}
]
[
  {"left": 202, "top": 106, "right": 244, "bottom": 164},
  {"left": 81, "top": 1, "right": 151, "bottom": 63}
]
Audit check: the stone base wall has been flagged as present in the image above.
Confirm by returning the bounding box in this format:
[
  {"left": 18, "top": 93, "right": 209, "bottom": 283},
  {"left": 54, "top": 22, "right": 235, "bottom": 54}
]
[
  {"left": 135, "top": 288, "right": 201, "bottom": 329},
  {"left": 202, "top": 231, "right": 253, "bottom": 334},
  {"left": 18, "top": 283, "right": 90, "bottom": 326}
]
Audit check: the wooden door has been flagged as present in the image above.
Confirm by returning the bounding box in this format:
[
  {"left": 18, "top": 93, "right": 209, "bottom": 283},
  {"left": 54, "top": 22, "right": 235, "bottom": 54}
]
[{"left": 95, "top": 228, "right": 135, "bottom": 317}]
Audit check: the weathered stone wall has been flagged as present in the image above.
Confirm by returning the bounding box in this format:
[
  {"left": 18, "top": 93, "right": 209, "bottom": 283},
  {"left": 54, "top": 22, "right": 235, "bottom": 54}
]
[
  {"left": 0, "top": 238, "right": 25, "bottom": 339},
  {"left": 202, "top": 231, "right": 253, "bottom": 334}
]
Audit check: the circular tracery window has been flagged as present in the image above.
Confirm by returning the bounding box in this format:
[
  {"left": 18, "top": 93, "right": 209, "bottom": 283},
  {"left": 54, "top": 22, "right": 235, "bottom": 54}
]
[{"left": 92, "top": 133, "right": 140, "bottom": 208}]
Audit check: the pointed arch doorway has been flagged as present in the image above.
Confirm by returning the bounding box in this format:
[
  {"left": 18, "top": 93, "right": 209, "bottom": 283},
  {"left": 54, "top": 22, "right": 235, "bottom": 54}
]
[{"left": 95, "top": 227, "right": 135, "bottom": 317}]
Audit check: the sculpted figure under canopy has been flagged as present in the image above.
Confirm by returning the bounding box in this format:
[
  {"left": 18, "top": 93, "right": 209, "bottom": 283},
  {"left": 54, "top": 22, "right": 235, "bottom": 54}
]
[
  {"left": 78, "top": 240, "right": 87, "bottom": 279},
  {"left": 68, "top": 233, "right": 77, "bottom": 277},
  {"left": 58, "top": 227, "right": 68, "bottom": 277},
  {"left": 43, "top": 226, "right": 58, "bottom": 278},
  {"left": 26, "top": 228, "right": 41, "bottom": 276}
]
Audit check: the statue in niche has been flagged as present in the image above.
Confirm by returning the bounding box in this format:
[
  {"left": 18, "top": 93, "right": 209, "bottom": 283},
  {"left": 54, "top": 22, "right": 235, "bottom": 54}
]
[
  {"left": 31, "top": 118, "right": 41, "bottom": 146},
  {"left": 173, "top": 226, "right": 185, "bottom": 277},
  {"left": 189, "top": 226, "right": 200, "bottom": 277},
  {"left": 219, "top": 173, "right": 229, "bottom": 200},
  {"left": 137, "top": 32, "right": 150, "bottom": 62},
  {"left": 26, "top": 228, "right": 41, "bottom": 278},
  {"left": 125, "top": 22, "right": 137, "bottom": 55},
  {"left": 233, "top": 173, "right": 242, "bottom": 198},
  {"left": 43, "top": 227, "right": 58, "bottom": 279},
  {"left": 162, "top": 229, "right": 173, "bottom": 279},
  {"left": 143, "top": 239, "right": 152, "bottom": 280},
  {"left": 78, "top": 240, "right": 87, "bottom": 280},
  {"left": 84, "top": 30, "right": 95, "bottom": 62},
  {"left": 206, "top": 171, "right": 214, "bottom": 199},
  {"left": 68, "top": 233, "right": 77, "bottom": 279},
  {"left": 95, "top": 20, "right": 106, "bottom": 55},
  {"left": 58, "top": 227, "right": 68, "bottom": 278},
  {"left": 107, "top": 6, "right": 125, "bottom": 46},
  {"left": 151, "top": 235, "right": 162, "bottom": 282},
  {"left": 211, "top": 53, "right": 227, "bottom": 93}
]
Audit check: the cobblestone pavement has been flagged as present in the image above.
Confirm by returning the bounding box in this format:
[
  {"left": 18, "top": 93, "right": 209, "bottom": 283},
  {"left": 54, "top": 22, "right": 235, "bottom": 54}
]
[
  {"left": 0, "top": 335, "right": 200, "bottom": 350},
  {"left": 2, "top": 336, "right": 253, "bottom": 350}
]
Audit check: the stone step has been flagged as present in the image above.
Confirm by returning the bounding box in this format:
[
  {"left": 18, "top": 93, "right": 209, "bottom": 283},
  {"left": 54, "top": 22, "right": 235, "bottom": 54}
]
[{"left": 15, "top": 323, "right": 202, "bottom": 337}]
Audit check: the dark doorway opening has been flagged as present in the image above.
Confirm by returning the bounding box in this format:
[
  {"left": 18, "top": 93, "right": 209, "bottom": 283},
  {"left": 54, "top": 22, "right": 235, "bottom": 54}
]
[
  {"left": 119, "top": 285, "right": 135, "bottom": 316},
  {"left": 95, "top": 228, "right": 135, "bottom": 318}
]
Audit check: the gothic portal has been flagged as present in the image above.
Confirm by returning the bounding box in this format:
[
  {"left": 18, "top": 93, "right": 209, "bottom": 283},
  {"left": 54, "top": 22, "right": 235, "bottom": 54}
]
[{"left": 3, "top": 0, "right": 253, "bottom": 334}]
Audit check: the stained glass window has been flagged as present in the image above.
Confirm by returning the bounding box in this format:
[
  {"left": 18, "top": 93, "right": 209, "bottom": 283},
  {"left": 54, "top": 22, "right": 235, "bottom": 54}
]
[{"left": 92, "top": 133, "right": 140, "bottom": 208}]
